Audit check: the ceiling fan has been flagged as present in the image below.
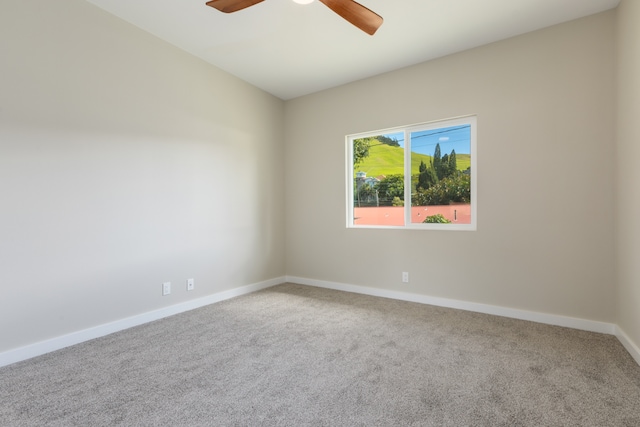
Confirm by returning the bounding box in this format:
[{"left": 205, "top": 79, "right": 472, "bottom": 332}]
[{"left": 205, "top": 0, "right": 383, "bottom": 35}]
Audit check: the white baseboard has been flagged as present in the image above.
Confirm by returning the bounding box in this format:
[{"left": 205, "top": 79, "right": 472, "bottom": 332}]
[
  {"left": 4, "top": 276, "right": 638, "bottom": 369},
  {"left": 615, "top": 326, "right": 640, "bottom": 366},
  {"left": 286, "top": 276, "right": 617, "bottom": 335},
  {"left": 0, "top": 276, "right": 284, "bottom": 368}
]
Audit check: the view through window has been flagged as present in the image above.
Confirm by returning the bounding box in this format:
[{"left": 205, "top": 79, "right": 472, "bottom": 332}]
[{"left": 347, "top": 116, "right": 476, "bottom": 230}]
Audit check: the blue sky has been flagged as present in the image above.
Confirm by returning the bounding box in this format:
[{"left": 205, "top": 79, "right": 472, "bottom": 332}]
[{"left": 385, "top": 125, "right": 471, "bottom": 156}]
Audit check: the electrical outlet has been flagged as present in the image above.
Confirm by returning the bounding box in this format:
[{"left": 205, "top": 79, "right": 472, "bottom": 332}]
[
  {"left": 162, "top": 282, "right": 171, "bottom": 296},
  {"left": 402, "top": 272, "right": 409, "bottom": 283},
  {"left": 187, "top": 278, "right": 195, "bottom": 291}
]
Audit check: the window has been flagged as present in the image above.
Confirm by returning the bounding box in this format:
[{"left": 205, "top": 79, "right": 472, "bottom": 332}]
[{"left": 346, "top": 116, "right": 476, "bottom": 230}]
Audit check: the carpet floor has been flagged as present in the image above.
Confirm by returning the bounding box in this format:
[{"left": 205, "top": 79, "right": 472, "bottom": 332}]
[{"left": 1, "top": 283, "right": 639, "bottom": 426}]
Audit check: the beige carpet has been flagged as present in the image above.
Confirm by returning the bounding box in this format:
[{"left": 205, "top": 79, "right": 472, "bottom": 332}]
[{"left": 1, "top": 283, "right": 639, "bottom": 426}]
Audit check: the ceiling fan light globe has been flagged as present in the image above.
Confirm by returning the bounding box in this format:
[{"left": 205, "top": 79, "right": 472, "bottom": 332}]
[{"left": 293, "top": 0, "right": 315, "bottom": 4}]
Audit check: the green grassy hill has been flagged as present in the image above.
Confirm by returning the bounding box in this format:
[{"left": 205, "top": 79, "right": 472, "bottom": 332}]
[{"left": 355, "top": 143, "right": 470, "bottom": 177}]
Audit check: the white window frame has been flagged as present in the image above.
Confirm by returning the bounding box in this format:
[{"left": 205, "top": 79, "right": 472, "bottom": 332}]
[{"left": 346, "top": 115, "right": 477, "bottom": 230}]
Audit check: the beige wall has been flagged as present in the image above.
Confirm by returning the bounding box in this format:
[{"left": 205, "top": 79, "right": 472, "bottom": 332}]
[
  {"left": 616, "top": 0, "right": 640, "bottom": 350},
  {"left": 285, "top": 12, "right": 616, "bottom": 322},
  {"left": 0, "top": 0, "right": 285, "bottom": 352}
]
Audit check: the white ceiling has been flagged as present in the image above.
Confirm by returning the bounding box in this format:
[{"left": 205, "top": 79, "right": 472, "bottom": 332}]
[{"left": 85, "top": 0, "right": 620, "bottom": 100}]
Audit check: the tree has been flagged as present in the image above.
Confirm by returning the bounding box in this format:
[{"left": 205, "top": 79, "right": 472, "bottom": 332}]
[
  {"left": 375, "top": 174, "right": 404, "bottom": 206},
  {"left": 417, "top": 161, "right": 428, "bottom": 191},
  {"left": 356, "top": 183, "right": 377, "bottom": 207},
  {"left": 417, "top": 160, "right": 438, "bottom": 192},
  {"left": 377, "top": 135, "right": 400, "bottom": 147},
  {"left": 353, "top": 138, "right": 371, "bottom": 166},
  {"left": 448, "top": 149, "right": 457, "bottom": 177},
  {"left": 432, "top": 143, "right": 445, "bottom": 180}
]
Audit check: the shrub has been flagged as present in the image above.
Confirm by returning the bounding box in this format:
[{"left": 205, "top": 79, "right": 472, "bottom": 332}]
[
  {"left": 423, "top": 214, "right": 452, "bottom": 224},
  {"left": 413, "top": 173, "right": 470, "bottom": 206}
]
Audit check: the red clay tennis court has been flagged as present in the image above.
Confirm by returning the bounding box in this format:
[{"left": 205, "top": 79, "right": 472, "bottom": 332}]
[{"left": 354, "top": 204, "right": 471, "bottom": 226}]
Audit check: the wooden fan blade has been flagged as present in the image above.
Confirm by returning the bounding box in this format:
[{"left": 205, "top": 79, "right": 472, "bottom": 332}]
[
  {"left": 319, "top": 0, "right": 383, "bottom": 35},
  {"left": 205, "top": 0, "right": 264, "bottom": 13}
]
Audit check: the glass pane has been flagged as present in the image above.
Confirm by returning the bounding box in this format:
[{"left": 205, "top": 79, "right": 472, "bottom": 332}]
[
  {"left": 352, "top": 132, "right": 405, "bottom": 226},
  {"left": 410, "top": 125, "right": 472, "bottom": 225}
]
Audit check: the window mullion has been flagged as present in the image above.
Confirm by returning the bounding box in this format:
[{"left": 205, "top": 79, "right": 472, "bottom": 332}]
[{"left": 404, "top": 129, "right": 411, "bottom": 227}]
